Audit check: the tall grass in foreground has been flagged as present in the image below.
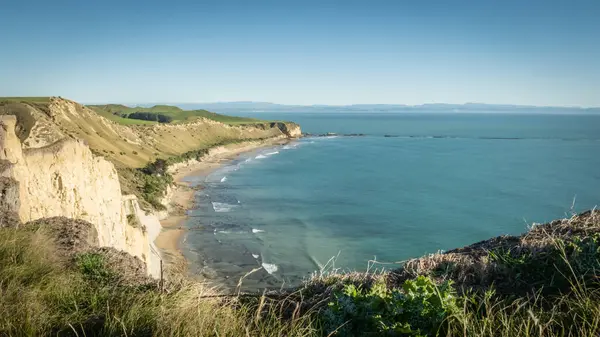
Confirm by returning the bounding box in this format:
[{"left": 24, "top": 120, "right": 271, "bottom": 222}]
[
  {"left": 445, "top": 238, "right": 600, "bottom": 337},
  {"left": 0, "top": 215, "right": 598, "bottom": 336},
  {"left": 0, "top": 227, "right": 319, "bottom": 336},
  {"left": 447, "top": 286, "right": 600, "bottom": 337}
]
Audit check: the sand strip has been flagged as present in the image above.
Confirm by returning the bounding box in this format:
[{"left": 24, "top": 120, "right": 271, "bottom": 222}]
[{"left": 154, "top": 138, "right": 289, "bottom": 269}]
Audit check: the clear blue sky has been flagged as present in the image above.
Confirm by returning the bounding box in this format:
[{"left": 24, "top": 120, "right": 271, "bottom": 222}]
[{"left": 1, "top": 0, "right": 599, "bottom": 107}]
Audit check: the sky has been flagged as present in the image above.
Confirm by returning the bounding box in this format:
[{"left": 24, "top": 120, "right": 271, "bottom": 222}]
[{"left": 1, "top": 0, "right": 599, "bottom": 107}]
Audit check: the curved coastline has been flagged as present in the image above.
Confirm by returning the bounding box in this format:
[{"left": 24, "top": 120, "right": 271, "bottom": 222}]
[{"left": 155, "top": 138, "right": 292, "bottom": 272}]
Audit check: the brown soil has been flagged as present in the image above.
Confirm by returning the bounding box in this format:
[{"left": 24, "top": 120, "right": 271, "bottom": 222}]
[{"left": 24, "top": 216, "right": 155, "bottom": 286}]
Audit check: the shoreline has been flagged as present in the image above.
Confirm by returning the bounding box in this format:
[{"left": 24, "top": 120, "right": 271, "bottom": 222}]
[{"left": 154, "top": 138, "right": 290, "bottom": 271}]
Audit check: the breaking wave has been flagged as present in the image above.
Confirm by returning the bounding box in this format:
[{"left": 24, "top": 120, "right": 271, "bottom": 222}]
[
  {"left": 255, "top": 154, "right": 267, "bottom": 159},
  {"left": 211, "top": 202, "right": 238, "bottom": 212},
  {"left": 252, "top": 228, "right": 265, "bottom": 233},
  {"left": 262, "top": 263, "right": 278, "bottom": 274},
  {"left": 220, "top": 176, "right": 227, "bottom": 182}
]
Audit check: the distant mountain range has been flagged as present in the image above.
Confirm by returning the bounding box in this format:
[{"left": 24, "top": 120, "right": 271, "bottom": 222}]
[{"left": 125, "top": 102, "right": 600, "bottom": 114}]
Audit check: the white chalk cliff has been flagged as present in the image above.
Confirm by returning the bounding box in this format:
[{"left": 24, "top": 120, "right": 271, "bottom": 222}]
[
  {"left": 0, "top": 115, "right": 162, "bottom": 277},
  {"left": 0, "top": 97, "right": 301, "bottom": 279}
]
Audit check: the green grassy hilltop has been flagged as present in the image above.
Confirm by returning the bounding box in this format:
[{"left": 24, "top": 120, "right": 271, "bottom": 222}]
[
  {"left": 0, "top": 97, "right": 265, "bottom": 126},
  {"left": 87, "top": 103, "right": 263, "bottom": 125},
  {"left": 0, "top": 96, "right": 297, "bottom": 210}
]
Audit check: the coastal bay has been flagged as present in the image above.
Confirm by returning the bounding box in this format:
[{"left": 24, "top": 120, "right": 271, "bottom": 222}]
[
  {"left": 177, "top": 112, "right": 600, "bottom": 291},
  {"left": 155, "top": 138, "right": 291, "bottom": 274}
]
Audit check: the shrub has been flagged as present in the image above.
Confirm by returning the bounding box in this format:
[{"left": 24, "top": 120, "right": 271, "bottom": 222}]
[
  {"left": 127, "top": 213, "right": 141, "bottom": 228},
  {"left": 140, "top": 173, "right": 173, "bottom": 211},
  {"left": 323, "top": 276, "right": 458, "bottom": 336},
  {"left": 76, "top": 252, "right": 115, "bottom": 283},
  {"left": 142, "top": 158, "right": 168, "bottom": 176},
  {"left": 128, "top": 112, "right": 174, "bottom": 123}
]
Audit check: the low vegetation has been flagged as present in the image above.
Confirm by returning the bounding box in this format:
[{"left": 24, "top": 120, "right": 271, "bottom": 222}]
[
  {"left": 119, "top": 136, "right": 272, "bottom": 210},
  {"left": 97, "top": 111, "right": 157, "bottom": 125},
  {"left": 1, "top": 210, "right": 598, "bottom": 336},
  {"left": 0, "top": 224, "right": 317, "bottom": 336}
]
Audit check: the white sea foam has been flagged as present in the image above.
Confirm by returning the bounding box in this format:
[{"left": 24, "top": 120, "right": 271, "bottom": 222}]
[
  {"left": 252, "top": 254, "right": 260, "bottom": 259},
  {"left": 211, "top": 202, "right": 238, "bottom": 212},
  {"left": 252, "top": 228, "right": 265, "bottom": 233},
  {"left": 265, "top": 151, "right": 279, "bottom": 156},
  {"left": 220, "top": 176, "right": 227, "bottom": 182},
  {"left": 255, "top": 154, "right": 267, "bottom": 159},
  {"left": 244, "top": 158, "right": 252, "bottom": 162},
  {"left": 262, "top": 263, "right": 278, "bottom": 274}
]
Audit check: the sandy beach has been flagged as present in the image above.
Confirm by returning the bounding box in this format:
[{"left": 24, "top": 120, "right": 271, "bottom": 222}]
[{"left": 154, "top": 138, "right": 289, "bottom": 269}]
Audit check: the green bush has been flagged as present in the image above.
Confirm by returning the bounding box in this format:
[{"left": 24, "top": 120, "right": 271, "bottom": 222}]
[
  {"left": 76, "top": 252, "right": 115, "bottom": 283},
  {"left": 127, "top": 112, "right": 174, "bottom": 123},
  {"left": 323, "top": 276, "right": 458, "bottom": 336},
  {"left": 138, "top": 171, "right": 173, "bottom": 211},
  {"left": 123, "top": 136, "right": 273, "bottom": 211}
]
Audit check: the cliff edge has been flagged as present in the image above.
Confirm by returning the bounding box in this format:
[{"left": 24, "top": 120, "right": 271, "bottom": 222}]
[
  {"left": 0, "top": 115, "right": 162, "bottom": 276},
  {"left": 0, "top": 97, "right": 301, "bottom": 278}
]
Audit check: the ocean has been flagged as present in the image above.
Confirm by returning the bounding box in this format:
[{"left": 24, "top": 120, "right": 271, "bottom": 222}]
[{"left": 181, "top": 112, "right": 600, "bottom": 291}]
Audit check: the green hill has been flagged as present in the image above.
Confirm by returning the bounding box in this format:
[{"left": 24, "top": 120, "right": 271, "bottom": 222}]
[
  {"left": 0, "top": 97, "right": 300, "bottom": 210},
  {"left": 88, "top": 104, "right": 263, "bottom": 125}
]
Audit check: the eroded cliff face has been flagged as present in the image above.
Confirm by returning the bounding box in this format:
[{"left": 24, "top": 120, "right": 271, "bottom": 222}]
[
  {"left": 278, "top": 122, "right": 302, "bottom": 138},
  {"left": 0, "top": 115, "right": 161, "bottom": 277},
  {"left": 0, "top": 98, "right": 302, "bottom": 278}
]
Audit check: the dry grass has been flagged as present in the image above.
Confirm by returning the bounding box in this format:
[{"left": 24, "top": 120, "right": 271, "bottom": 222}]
[
  {"left": 1, "top": 208, "right": 598, "bottom": 336},
  {"left": 389, "top": 209, "right": 600, "bottom": 295},
  {"left": 0, "top": 225, "right": 320, "bottom": 337},
  {"left": 0, "top": 97, "right": 288, "bottom": 169}
]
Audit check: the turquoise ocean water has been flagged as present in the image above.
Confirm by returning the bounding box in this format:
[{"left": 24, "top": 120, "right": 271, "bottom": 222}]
[{"left": 181, "top": 113, "right": 600, "bottom": 290}]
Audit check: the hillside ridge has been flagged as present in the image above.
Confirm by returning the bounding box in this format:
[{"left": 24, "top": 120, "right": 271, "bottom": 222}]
[
  {"left": 0, "top": 96, "right": 301, "bottom": 280},
  {"left": 0, "top": 96, "right": 300, "bottom": 168}
]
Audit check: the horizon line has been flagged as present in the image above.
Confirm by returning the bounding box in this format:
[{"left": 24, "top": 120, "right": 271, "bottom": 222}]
[{"left": 82, "top": 100, "right": 600, "bottom": 109}]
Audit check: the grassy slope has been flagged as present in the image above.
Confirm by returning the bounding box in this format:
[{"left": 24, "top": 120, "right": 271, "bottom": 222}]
[
  {"left": 0, "top": 97, "right": 287, "bottom": 209},
  {"left": 94, "top": 110, "right": 157, "bottom": 125},
  {"left": 88, "top": 104, "right": 263, "bottom": 125},
  {"left": 1, "top": 211, "right": 598, "bottom": 336},
  {"left": 0, "top": 224, "right": 316, "bottom": 336},
  {"left": 0, "top": 97, "right": 283, "bottom": 168}
]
